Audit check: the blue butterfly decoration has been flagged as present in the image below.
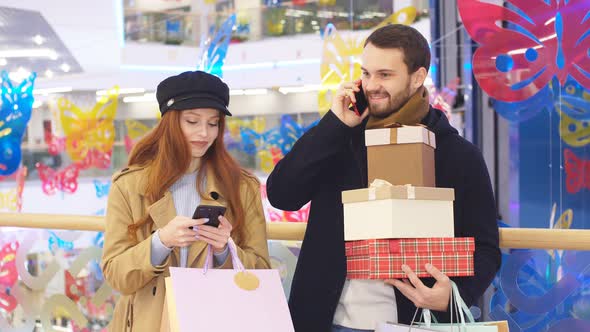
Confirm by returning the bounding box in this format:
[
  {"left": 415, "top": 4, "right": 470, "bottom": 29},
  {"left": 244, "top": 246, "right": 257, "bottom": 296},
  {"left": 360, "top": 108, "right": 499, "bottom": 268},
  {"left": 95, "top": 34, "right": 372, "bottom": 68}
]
[
  {"left": 47, "top": 231, "right": 74, "bottom": 254},
  {"left": 94, "top": 208, "right": 106, "bottom": 216},
  {"left": 550, "top": 76, "right": 590, "bottom": 121},
  {"left": 197, "top": 14, "right": 236, "bottom": 78},
  {"left": 93, "top": 179, "right": 111, "bottom": 198},
  {"left": 0, "top": 71, "right": 36, "bottom": 175},
  {"left": 239, "top": 115, "right": 319, "bottom": 156},
  {"left": 492, "top": 85, "right": 554, "bottom": 123},
  {"left": 94, "top": 232, "right": 104, "bottom": 248}
]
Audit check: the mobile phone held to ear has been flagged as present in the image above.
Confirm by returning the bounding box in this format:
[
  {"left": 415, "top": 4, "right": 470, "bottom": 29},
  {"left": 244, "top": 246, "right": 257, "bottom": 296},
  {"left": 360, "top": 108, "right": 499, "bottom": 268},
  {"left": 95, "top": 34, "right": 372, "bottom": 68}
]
[
  {"left": 191, "top": 205, "right": 226, "bottom": 228},
  {"left": 350, "top": 83, "right": 368, "bottom": 116}
]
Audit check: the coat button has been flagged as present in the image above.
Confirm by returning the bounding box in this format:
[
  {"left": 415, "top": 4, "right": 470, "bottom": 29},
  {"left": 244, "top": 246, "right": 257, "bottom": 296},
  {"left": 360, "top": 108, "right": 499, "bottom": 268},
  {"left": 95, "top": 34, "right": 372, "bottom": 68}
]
[
  {"left": 153, "top": 286, "right": 157, "bottom": 296},
  {"left": 127, "top": 319, "right": 130, "bottom": 327}
]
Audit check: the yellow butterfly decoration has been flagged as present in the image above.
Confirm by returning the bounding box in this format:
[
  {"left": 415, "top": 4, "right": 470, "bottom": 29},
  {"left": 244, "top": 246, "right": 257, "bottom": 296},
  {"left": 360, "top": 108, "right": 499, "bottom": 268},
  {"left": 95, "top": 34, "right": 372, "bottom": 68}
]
[
  {"left": 125, "top": 119, "right": 152, "bottom": 140},
  {"left": 0, "top": 189, "right": 17, "bottom": 212},
  {"left": 558, "top": 110, "right": 590, "bottom": 147},
  {"left": 226, "top": 117, "right": 266, "bottom": 138},
  {"left": 547, "top": 203, "right": 573, "bottom": 261},
  {"left": 318, "top": 7, "right": 417, "bottom": 116},
  {"left": 259, "top": 150, "right": 275, "bottom": 174},
  {"left": 58, "top": 87, "right": 119, "bottom": 163}
]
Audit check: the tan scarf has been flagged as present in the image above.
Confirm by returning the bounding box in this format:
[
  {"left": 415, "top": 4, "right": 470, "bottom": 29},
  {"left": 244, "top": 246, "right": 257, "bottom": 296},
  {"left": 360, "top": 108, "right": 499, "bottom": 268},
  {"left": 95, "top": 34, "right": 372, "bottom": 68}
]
[{"left": 366, "top": 86, "right": 430, "bottom": 129}]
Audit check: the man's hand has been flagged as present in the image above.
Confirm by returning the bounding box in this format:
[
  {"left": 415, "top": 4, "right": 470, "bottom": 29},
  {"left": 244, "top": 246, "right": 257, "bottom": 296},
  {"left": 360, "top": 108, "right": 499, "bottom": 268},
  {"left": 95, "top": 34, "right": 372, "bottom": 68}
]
[
  {"left": 385, "top": 264, "right": 452, "bottom": 312},
  {"left": 331, "top": 80, "right": 369, "bottom": 127}
]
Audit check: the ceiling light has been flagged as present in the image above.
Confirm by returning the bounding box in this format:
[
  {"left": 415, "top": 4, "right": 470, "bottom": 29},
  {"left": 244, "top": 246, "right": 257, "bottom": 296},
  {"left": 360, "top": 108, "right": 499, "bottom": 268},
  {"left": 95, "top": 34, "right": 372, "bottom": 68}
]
[
  {"left": 32, "top": 35, "right": 45, "bottom": 45},
  {"left": 278, "top": 85, "right": 321, "bottom": 94},
  {"left": 33, "top": 87, "right": 73, "bottom": 95},
  {"left": 0, "top": 58, "right": 6, "bottom": 66},
  {"left": 230, "top": 89, "right": 245, "bottom": 96},
  {"left": 0, "top": 48, "right": 58, "bottom": 59},
  {"left": 244, "top": 89, "right": 268, "bottom": 96},
  {"left": 60, "top": 63, "right": 70, "bottom": 72},
  {"left": 44, "top": 70, "right": 54, "bottom": 78},
  {"left": 97, "top": 88, "right": 145, "bottom": 96},
  {"left": 123, "top": 93, "right": 156, "bottom": 103},
  {"left": 8, "top": 68, "right": 32, "bottom": 81}
]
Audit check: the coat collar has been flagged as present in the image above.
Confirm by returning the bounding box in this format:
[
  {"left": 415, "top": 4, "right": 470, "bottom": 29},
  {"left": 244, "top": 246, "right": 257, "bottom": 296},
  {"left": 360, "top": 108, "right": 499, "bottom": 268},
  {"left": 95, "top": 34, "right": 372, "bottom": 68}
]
[{"left": 145, "top": 164, "right": 227, "bottom": 267}]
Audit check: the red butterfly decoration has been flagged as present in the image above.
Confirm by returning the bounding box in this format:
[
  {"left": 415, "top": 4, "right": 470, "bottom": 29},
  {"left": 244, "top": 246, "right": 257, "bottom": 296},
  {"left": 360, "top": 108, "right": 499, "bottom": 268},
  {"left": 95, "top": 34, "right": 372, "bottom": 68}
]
[
  {"left": 564, "top": 149, "right": 590, "bottom": 194},
  {"left": 458, "top": 0, "right": 590, "bottom": 102},
  {"left": 65, "top": 270, "right": 87, "bottom": 302},
  {"left": 36, "top": 162, "right": 81, "bottom": 195},
  {"left": 284, "top": 203, "right": 311, "bottom": 222},
  {"left": 0, "top": 242, "right": 19, "bottom": 288},
  {"left": 0, "top": 292, "right": 17, "bottom": 312},
  {"left": 124, "top": 135, "right": 134, "bottom": 154},
  {"left": 77, "top": 149, "right": 112, "bottom": 170},
  {"left": 260, "top": 184, "right": 268, "bottom": 200},
  {"left": 44, "top": 127, "right": 66, "bottom": 156}
]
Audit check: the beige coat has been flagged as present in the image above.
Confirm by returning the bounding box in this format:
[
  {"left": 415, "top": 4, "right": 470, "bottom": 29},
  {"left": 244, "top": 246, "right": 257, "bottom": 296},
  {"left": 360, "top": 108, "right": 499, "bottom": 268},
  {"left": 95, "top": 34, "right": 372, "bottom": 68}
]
[{"left": 101, "top": 165, "right": 271, "bottom": 331}]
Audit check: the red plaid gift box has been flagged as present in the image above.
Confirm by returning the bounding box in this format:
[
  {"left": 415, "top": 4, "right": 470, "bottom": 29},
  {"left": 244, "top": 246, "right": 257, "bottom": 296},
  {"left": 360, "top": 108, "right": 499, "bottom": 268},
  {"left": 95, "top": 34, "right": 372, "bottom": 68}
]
[{"left": 345, "top": 238, "right": 474, "bottom": 279}]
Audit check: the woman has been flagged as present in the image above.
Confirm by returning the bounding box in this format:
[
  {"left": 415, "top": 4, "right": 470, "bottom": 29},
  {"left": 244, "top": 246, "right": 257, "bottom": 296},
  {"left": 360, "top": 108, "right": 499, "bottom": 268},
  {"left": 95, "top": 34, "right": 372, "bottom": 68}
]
[{"left": 101, "top": 71, "right": 270, "bottom": 331}]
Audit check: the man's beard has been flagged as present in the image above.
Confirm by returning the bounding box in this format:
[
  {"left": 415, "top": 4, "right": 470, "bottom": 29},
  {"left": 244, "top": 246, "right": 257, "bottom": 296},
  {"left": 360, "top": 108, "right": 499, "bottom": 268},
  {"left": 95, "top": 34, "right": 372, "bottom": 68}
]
[{"left": 367, "top": 81, "right": 412, "bottom": 119}]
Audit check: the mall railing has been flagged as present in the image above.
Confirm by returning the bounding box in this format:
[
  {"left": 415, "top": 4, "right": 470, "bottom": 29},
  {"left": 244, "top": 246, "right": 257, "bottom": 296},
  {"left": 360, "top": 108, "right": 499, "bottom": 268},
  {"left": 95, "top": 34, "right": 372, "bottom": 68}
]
[{"left": 1, "top": 213, "right": 589, "bottom": 250}]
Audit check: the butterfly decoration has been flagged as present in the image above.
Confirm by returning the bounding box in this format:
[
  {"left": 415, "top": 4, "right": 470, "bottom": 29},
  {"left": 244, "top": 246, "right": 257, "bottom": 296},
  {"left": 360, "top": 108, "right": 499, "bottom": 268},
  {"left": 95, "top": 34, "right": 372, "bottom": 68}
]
[
  {"left": 45, "top": 134, "right": 66, "bottom": 156},
  {"left": 47, "top": 231, "right": 74, "bottom": 254},
  {"left": 124, "top": 119, "right": 152, "bottom": 154},
  {"left": 279, "top": 115, "right": 319, "bottom": 155},
  {"left": 260, "top": 184, "right": 310, "bottom": 222},
  {"left": 93, "top": 179, "right": 111, "bottom": 199},
  {"left": 226, "top": 117, "right": 266, "bottom": 138},
  {"left": 259, "top": 147, "right": 283, "bottom": 174},
  {"left": 0, "top": 71, "right": 36, "bottom": 176},
  {"left": 239, "top": 126, "right": 282, "bottom": 156},
  {"left": 547, "top": 203, "right": 573, "bottom": 262},
  {"left": 428, "top": 78, "right": 460, "bottom": 119},
  {"left": 552, "top": 77, "right": 590, "bottom": 121},
  {"left": 284, "top": 202, "right": 310, "bottom": 222},
  {"left": 239, "top": 115, "right": 318, "bottom": 157},
  {"left": 198, "top": 14, "right": 236, "bottom": 77},
  {"left": 318, "top": 7, "right": 417, "bottom": 116},
  {"left": 559, "top": 110, "right": 590, "bottom": 147},
  {"left": 551, "top": 77, "right": 590, "bottom": 147},
  {"left": 457, "top": 0, "right": 590, "bottom": 103},
  {"left": 564, "top": 148, "right": 590, "bottom": 194},
  {"left": 57, "top": 86, "right": 119, "bottom": 169},
  {"left": 94, "top": 232, "right": 104, "bottom": 248},
  {"left": 0, "top": 242, "right": 18, "bottom": 313},
  {"left": 0, "top": 242, "right": 19, "bottom": 288},
  {"left": 65, "top": 270, "right": 86, "bottom": 303},
  {"left": 94, "top": 208, "right": 106, "bottom": 216},
  {"left": 0, "top": 166, "right": 27, "bottom": 212},
  {"left": 492, "top": 85, "right": 554, "bottom": 122},
  {"left": 36, "top": 162, "right": 81, "bottom": 195}
]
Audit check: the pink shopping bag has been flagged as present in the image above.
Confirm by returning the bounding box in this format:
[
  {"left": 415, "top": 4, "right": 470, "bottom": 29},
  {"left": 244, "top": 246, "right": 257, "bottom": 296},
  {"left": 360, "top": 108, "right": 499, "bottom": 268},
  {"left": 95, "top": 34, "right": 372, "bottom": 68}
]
[{"left": 164, "top": 239, "right": 294, "bottom": 332}]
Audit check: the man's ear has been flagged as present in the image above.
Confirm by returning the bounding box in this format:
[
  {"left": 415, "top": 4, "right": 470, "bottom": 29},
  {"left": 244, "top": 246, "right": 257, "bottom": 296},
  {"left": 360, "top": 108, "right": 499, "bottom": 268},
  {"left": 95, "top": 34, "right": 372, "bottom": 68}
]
[{"left": 411, "top": 67, "right": 428, "bottom": 89}]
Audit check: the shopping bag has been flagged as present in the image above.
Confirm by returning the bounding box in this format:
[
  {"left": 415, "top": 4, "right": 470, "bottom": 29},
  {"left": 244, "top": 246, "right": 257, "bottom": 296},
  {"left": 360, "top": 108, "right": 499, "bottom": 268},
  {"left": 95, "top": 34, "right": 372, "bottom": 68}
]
[{"left": 162, "top": 238, "right": 294, "bottom": 331}]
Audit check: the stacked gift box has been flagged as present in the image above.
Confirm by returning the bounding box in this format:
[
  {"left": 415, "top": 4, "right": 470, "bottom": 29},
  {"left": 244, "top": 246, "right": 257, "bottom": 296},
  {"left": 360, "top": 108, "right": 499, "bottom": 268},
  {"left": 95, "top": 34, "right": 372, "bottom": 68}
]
[{"left": 342, "top": 124, "right": 475, "bottom": 279}]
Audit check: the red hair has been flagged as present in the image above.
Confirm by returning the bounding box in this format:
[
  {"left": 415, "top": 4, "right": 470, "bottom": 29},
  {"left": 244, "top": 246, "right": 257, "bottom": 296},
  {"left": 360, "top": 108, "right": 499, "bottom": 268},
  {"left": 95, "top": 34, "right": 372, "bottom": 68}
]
[{"left": 127, "top": 110, "right": 248, "bottom": 245}]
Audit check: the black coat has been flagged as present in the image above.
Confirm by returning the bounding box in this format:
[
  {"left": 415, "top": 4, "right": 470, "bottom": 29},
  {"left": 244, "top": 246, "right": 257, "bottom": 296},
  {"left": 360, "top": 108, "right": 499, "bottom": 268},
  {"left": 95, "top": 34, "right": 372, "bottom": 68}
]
[{"left": 267, "top": 108, "right": 501, "bottom": 331}]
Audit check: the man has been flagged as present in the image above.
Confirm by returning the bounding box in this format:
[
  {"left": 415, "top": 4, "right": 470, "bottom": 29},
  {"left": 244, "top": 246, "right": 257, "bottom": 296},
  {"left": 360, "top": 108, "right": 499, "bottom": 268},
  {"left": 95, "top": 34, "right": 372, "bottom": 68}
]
[{"left": 267, "top": 24, "right": 501, "bottom": 332}]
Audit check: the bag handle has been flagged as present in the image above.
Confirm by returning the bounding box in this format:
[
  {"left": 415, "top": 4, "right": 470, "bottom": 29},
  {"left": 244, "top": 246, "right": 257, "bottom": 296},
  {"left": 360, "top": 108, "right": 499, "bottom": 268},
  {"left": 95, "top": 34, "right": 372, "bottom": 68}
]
[
  {"left": 412, "top": 281, "right": 475, "bottom": 331},
  {"left": 202, "top": 238, "right": 245, "bottom": 274}
]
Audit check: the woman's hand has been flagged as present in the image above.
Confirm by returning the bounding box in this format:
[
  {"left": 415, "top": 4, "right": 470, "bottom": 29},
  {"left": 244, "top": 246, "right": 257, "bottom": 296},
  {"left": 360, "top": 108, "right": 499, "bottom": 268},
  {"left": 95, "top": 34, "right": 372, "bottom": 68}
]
[
  {"left": 195, "top": 215, "right": 233, "bottom": 253},
  {"left": 158, "top": 216, "right": 208, "bottom": 248}
]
